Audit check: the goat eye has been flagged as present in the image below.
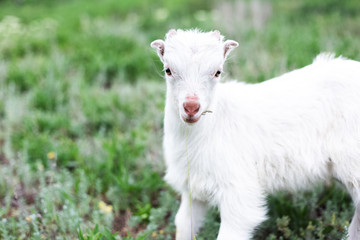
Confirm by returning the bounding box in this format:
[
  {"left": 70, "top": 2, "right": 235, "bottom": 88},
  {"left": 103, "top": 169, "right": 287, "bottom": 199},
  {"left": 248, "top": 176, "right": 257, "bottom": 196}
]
[
  {"left": 165, "top": 68, "right": 172, "bottom": 76},
  {"left": 214, "top": 70, "right": 222, "bottom": 77}
]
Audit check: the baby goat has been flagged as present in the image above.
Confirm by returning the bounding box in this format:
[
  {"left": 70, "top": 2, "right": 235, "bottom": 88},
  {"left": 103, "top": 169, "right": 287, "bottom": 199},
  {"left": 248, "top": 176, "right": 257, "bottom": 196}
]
[{"left": 151, "top": 29, "right": 360, "bottom": 240}]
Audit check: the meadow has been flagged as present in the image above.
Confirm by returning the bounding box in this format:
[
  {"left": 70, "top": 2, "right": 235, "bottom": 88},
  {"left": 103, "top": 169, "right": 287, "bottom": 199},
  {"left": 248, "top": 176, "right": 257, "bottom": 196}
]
[{"left": 0, "top": 0, "right": 360, "bottom": 239}]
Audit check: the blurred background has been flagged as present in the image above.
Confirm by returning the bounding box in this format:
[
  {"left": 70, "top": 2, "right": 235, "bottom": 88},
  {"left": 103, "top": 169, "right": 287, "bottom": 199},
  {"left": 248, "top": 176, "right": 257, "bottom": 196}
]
[{"left": 0, "top": 0, "right": 359, "bottom": 239}]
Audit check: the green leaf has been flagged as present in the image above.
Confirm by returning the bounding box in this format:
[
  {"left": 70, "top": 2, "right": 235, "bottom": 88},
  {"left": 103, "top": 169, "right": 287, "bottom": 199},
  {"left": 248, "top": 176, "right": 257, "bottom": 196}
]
[{"left": 323, "top": 225, "right": 334, "bottom": 234}]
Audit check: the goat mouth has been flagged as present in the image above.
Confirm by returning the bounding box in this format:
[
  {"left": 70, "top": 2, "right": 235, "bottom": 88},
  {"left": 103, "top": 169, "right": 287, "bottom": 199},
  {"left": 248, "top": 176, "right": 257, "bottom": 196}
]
[{"left": 182, "top": 115, "right": 201, "bottom": 124}]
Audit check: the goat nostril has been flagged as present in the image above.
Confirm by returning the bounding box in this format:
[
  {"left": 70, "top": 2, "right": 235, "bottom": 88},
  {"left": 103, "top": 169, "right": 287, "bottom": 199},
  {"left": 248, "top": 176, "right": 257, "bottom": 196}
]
[
  {"left": 183, "top": 102, "right": 200, "bottom": 116},
  {"left": 195, "top": 106, "right": 200, "bottom": 113}
]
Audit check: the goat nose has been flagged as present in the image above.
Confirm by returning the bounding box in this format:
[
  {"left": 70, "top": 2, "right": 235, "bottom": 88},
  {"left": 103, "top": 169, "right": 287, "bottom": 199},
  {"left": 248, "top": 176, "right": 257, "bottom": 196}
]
[{"left": 183, "top": 101, "right": 200, "bottom": 117}]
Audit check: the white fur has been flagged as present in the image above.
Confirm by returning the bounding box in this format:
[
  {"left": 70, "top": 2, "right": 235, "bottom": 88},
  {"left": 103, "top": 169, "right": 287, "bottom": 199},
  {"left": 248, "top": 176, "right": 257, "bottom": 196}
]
[{"left": 151, "top": 29, "right": 360, "bottom": 240}]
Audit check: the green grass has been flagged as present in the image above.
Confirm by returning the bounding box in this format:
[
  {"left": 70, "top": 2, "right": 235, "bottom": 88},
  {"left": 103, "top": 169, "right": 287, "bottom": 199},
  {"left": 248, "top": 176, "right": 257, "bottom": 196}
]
[{"left": 0, "top": 0, "right": 359, "bottom": 239}]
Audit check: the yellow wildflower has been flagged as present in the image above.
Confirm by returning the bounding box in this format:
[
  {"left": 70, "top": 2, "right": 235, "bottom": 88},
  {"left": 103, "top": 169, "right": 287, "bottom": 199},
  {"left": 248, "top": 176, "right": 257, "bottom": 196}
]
[
  {"left": 25, "top": 216, "right": 32, "bottom": 222},
  {"left": 98, "top": 201, "right": 105, "bottom": 208},
  {"left": 331, "top": 213, "right": 336, "bottom": 225},
  {"left": 159, "top": 229, "right": 164, "bottom": 234},
  {"left": 47, "top": 152, "right": 56, "bottom": 160},
  {"left": 307, "top": 221, "right": 315, "bottom": 231},
  {"left": 152, "top": 232, "right": 157, "bottom": 237},
  {"left": 98, "top": 201, "right": 112, "bottom": 214}
]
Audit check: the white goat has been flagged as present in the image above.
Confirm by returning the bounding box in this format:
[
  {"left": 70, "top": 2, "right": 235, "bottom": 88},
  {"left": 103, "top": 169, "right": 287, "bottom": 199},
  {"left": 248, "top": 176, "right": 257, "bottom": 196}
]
[{"left": 151, "top": 29, "right": 360, "bottom": 240}]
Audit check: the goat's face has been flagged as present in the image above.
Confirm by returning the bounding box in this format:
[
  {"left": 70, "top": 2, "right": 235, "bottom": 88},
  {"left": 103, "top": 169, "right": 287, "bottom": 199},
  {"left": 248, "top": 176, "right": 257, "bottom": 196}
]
[{"left": 151, "top": 29, "right": 238, "bottom": 124}]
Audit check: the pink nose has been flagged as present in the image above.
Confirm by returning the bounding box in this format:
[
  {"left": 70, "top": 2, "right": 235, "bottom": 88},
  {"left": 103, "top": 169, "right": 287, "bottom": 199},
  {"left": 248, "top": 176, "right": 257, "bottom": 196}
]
[{"left": 183, "top": 100, "right": 200, "bottom": 117}]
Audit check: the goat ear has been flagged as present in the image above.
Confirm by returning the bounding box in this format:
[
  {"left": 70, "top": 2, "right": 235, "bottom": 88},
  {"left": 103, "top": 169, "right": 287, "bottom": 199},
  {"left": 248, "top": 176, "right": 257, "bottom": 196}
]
[
  {"left": 151, "top": 40, "right": 165, "bottom": 62},
  {"left": 211, "top": 30, "right": 222, "bottom": 41},
  {"left": 224, "top": 40, "right": 239, "bottom": 58},
  {"left": 166, "top": 29, "right": 177, "bottom": 39}
]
